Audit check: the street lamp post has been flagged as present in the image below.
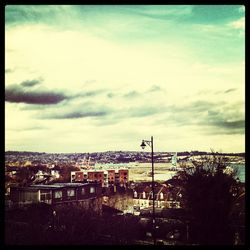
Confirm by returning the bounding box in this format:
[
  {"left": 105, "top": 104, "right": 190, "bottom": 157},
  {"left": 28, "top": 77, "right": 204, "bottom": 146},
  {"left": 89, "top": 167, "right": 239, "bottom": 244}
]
[{"left": 140, "top": 136, "right": 156, "bottom": 245}]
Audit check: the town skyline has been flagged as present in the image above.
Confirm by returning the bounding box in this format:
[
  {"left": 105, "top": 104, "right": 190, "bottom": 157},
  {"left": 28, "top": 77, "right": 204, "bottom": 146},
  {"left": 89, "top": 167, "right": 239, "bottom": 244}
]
[
  {"left": 5, "top": 5, "right": 245, "bottom": 153},
  {"left": 5, "top": 149, "right": 245, "bottom": 154}
]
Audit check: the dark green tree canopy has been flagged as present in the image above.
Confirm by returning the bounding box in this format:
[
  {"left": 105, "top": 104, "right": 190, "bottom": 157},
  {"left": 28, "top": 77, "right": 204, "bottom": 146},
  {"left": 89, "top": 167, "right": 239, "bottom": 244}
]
[{"left": 176, "top": 153, "right": 241, "bottom": 245}]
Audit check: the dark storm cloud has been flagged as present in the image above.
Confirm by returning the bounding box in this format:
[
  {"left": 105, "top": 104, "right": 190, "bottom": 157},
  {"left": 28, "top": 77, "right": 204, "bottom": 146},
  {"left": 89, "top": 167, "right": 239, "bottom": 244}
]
[
  {"left": 224, "top": 88, "right": 237, "bottom": 94},
  {"left": 156, "top": 100, "right": 244, "bottom": 135},
  {"left": 5, "top": 84, "right": 67, "bottom": 105},
  {"left": 6, "top": 79, "right": 106, "bottom": 110},
  {"left": 203, "top": 108, "right": 245, "bottom": 134},
  {"left": 211, "top": 120, "right": 244, "bottom": 129},
  {"left": 201, "top": 119, "right": 245, "bottom": 135},
  {"left": 214, "top": 88, "right": 237, "bottom": 95},
  {"left": 33, "top": 99, "right": 112, "bottom": 120},
  {"left": 20, "top": 79, "right": 42, "bottom": 87},
  {"left": 39, "top": 110, "right": 109, "bottom": 119}
]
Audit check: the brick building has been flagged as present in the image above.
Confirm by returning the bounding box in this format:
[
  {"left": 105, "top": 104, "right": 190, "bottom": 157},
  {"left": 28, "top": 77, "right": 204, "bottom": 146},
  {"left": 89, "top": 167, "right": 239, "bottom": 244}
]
[{"left": 71, "top": 168, "right": 129, "bottom": 187}]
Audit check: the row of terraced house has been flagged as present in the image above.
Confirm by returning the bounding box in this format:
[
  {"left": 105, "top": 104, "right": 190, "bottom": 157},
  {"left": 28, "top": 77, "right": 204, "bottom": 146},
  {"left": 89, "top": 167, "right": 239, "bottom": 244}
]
[{"left": 132, "top": 180, "right": 183, "bottom": 214}]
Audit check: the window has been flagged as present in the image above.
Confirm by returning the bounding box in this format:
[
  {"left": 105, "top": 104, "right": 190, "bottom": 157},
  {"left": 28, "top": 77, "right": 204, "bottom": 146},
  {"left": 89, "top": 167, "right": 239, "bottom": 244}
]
[
  {"left": 160, "top": 192, "right": 164, "bottom": 200},
  {"left": 90, "top": 187, "right": 95, "bottom": 194},
  {"left": 81, "top": 188, "right": 85, "bottom": 195},
  {"left": 40, "top": 193, "right": 51, "bottom": 201},
  {"left": 134, "top": 191, "right": 137, "bottom": 198},
  {"left": 67, "top": 189, "right": 75, "bottom": 197},
  {"left": 54, "top": 191, "right": 62, "bottom": 199}
]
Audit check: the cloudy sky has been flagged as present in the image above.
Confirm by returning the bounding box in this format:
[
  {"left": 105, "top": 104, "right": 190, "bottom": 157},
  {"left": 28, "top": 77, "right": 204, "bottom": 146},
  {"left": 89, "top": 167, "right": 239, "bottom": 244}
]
[{"left": 5, "top": 5, "right": 245, "bottom": 153}]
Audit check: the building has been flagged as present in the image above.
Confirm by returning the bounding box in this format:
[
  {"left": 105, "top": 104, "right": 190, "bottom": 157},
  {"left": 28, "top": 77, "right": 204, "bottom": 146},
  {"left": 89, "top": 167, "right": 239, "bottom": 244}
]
[
  {"left": 106, "top": 169, "right": 115, "bottom": 185},
  {"left": 116, "top": 169, "right": 129, "bottom": 187},
  {"left": 71, "top": 168, "right": 129, "bottom": 187},
  {"left": 9, "top": 182, "right": 102, "bottom": 215},
  {"left": 35, "top": 170, "right": 50, "bottom": 180},
  {"left": 71, "top": 170, "right": 105, "bottom": 185},
  {"left": 50, "top": 169, "right": 60, "bottom": 178},
  {"left": 132, "top": 182, "right": 182, "bottom": 213}
]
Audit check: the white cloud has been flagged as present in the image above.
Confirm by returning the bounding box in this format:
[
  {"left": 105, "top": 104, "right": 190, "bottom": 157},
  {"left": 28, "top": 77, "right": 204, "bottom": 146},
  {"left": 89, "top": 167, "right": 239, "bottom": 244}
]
[
  {"left": 229, "top": 17, "right": 245, "bottom": 30},
  {"left": 5, "top": 6, "right": 245, "bottom": 153}
]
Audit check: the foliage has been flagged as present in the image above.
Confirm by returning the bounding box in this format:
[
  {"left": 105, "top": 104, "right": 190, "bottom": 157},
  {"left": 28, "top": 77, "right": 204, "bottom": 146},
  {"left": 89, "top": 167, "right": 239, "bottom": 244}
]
[
  {"left": 5, "top": 203, "right": 142, "bottom": 245},
  {"left": 178, "top": 153, "right": 239, "bottom": 245},
  {"left": 14, "top": 168, "right": 35, "bottom": 186},
  {"left": 55, "top": 165, "right": 79, "bottom": 183}
]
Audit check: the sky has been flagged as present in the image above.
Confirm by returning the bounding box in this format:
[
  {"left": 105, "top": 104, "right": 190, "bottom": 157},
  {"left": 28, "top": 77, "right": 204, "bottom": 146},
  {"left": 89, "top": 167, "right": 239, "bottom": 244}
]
[{"left": 5, "top": 5, "right": 245, "bottom": 153}]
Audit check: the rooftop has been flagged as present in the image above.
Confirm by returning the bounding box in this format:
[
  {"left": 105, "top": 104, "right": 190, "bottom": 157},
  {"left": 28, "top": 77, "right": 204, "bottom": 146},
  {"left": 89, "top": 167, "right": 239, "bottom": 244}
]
[{"left": 23, "top": 183, "right": 92, "bottom": 189}]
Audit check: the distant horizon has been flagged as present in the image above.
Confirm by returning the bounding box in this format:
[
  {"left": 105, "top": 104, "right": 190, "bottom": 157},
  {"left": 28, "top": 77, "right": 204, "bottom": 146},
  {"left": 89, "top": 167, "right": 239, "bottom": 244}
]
[{"left": 5, "top": 149, "right": 245, "bottom": 154}]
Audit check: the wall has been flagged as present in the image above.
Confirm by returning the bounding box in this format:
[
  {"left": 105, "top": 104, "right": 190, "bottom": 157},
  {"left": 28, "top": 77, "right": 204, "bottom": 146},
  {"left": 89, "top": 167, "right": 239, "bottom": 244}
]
[{"left": 103, "top": 191, "right": 134, "bottom": 213}]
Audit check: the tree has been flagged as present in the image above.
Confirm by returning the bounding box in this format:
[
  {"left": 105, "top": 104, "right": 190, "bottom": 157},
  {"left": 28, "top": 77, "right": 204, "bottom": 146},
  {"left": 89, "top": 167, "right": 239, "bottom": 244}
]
[
  {"left": 14, "top": 168, "right": 34, "bottom": 186},
  {"left": 55, "top": 165, "right": 79, "bottom": 183},
  {"left": 177, "top": 152, "right": 239, "bottom": 245}
]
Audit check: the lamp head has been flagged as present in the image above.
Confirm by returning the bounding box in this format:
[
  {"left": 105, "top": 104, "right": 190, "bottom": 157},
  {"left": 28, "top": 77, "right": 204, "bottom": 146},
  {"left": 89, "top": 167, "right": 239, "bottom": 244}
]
[{"left": 140, "top": 140, "right": 146, "bottom": 149}]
